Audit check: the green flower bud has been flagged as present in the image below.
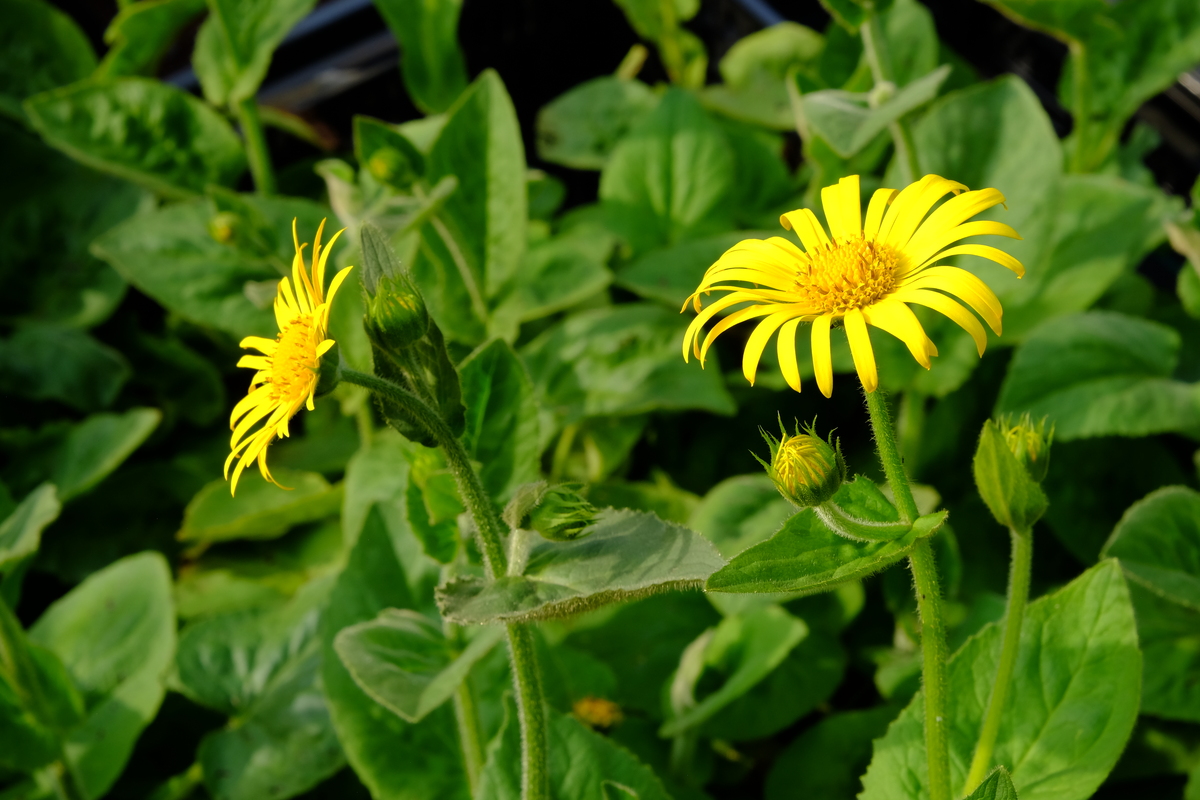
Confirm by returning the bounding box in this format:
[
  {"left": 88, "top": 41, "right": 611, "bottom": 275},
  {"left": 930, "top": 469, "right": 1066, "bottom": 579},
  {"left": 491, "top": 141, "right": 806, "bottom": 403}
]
[
  {"left": 208, "top": 211, "right": 238, "bottom": 243},
  {"left": 527, "top": 483, "right": 597, "bottom": 541},
  {"left": 999, "top": 413, "right": 1053, "bottom": 483},
  {"left": 365, "top": 271, "right": 430, "bottom": 352},
  {"left": 757, "top": 421, "right": 846, "bottom": 509}
]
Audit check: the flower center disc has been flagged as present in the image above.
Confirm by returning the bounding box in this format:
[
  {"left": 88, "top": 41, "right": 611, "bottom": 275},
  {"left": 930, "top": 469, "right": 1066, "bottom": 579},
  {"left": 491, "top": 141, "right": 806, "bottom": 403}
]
[
  {"left": 269, "top": 315, "right": 319, "bottom": 404},
  {"left": 795, "top": 236, "right": 900, "bottom": 314}
]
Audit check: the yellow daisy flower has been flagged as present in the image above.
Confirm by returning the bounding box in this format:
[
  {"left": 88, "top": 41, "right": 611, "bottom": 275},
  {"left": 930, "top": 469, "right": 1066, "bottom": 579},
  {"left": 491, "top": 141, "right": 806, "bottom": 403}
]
[
  {"left": 225, "top": 219, "right": 353, "bottom": 494},
  {"left": 682, "top": 174, "right": 1024, "bottom": 396}
]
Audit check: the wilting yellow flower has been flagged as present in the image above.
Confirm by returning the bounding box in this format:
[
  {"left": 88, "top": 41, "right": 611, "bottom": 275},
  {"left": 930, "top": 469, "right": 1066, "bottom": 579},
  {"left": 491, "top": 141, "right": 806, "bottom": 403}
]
[
  {"left": 225, "top": 219, "right": 353, "bottom": 494},
  {"left": 682, "top": 174, "right": 1023, "bottom": 396}
]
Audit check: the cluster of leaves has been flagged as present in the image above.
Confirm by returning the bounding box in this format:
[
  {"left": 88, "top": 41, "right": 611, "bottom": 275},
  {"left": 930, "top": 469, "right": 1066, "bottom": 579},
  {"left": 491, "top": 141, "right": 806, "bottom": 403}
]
[{"left": 1, "top": 0, "right": 1200, "bottom": 798}]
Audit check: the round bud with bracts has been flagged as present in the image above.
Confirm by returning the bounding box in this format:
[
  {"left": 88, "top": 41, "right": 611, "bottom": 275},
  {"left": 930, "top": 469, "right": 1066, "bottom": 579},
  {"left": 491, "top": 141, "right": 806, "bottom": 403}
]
[
  {"left": 527, "top": 483, "right": 597, "bottom": 542},
  {"left": 756, "top": 421, "right": 846, "bottom": 509},
  {"left": 999, "top": 413, "right": 1053, "bottom": 483},
  {"left": 365, "top": 271, "right": 430, "bottom": 353}
]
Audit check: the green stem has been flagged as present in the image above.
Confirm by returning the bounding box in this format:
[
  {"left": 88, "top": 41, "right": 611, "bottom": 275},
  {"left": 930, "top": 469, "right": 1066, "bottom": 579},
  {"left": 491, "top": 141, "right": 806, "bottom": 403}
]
[
  {"left": 861, "top": 7, "right": 922, "bottom": 184},
  {"left": 864, "top": 389, "right": 949, "bottom": 800},
  {"left": 450, "top": 645, "right": 486, "bottom": 793},
  {"left": 964, "top": 527, "right": 1032, "bottom": 792},
  {"left": 1068, "top": 42, "right": 1091, "bottom": 173},
  {"left": 235, "top": 98, "right": 276, "bottom": 195},
  {"left": 340, "top": 368, "right": 549, "bottom": 800}
]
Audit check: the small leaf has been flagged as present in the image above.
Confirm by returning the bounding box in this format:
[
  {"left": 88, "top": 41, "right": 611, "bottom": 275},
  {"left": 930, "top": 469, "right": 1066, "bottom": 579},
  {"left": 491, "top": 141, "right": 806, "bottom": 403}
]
[
  {"left": 436, "top": 508, "right": 726, "bottom": 624},
  {"left": 1102, "top": 486, "right": 1200, "bottom": 610},
  {"left": 192, "top": 0, "right": 315, "bottom": 106},
  {"left": 334, "top": 608, "right": 504, "bottom": 723},
  {"left": 98, "top": 0, "right": 206, "bottom": 78},
  {"left": 373, "top": 0, "right": 468, "bottom": 114},
  {"left": 52, "top": 408, "right": 161, "bottom": 502},
  {"left": 0, "top": 485, "right": 60, "bottom": 573},
  {"left": 536, "top": 76, "right": 660, "bottom": 170},
  {"left": 966, "top": 767, "right": 1019, "bottom": 800},
  {"left": 25, "top": 77, "right": 246, "bottom": 198},
  {"left": 0, "top": 0, "right": 95, "bottom": 121},
  {"left": 179, "top": 470, "right": 342, "bottom": 544}
]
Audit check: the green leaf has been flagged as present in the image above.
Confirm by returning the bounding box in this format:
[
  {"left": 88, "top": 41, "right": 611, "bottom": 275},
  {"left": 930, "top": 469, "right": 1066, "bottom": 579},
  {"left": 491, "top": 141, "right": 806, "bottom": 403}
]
[
  {"left": 996, "top": 311, "right": 1200, "bottom": 440},
  {"left": 353, "top": 115, "right": 425, "bottom": 190},
  {"left": 535, "top": 76, "right": 660, "bottom": 170},
  {"left": 706, "top": 501, "right": 946, "bottom": 595},
  {"left": 520, "top": 303, "right": 736, "bottom": 432},
  {"left": 98, "top": 0, "right": 207, "bottom": 78},
  {"left": 719, "top": 21, "right": 824, "bottom": 89},
  {"left": 373, "top": 0, "right": 467, "bottom": 114},
  {"left": 688, "top": 474, "right": 794, "bottom": 560},
  {"left": 91, "top": 195, "right": 329, "bottom": 339},
  {"left": 320, "top": 507, "right": 470, "bottom": 800},
  {"left": 660, "top": 605, "right": 807, "bottom": 737},
  {"left": 599, "top": 88, "right": 735, "bottom": 254},
  {"left": 0, "top": 485, "right": 59, "bottom": 573},
  {"left": 966, "top": 767, "right": 1019, "bottom": 800},
  {"left": 192, "top": 0, "right": 315, "bottom": 106},
  {"left": 859, "top": 560, "right": 1140, "bottom": 800},
  {"left": 24, "top": 77, "right": 246, "bottom": 198},
  {"left": 179, "top": 470, "right": 342, "bottom": 543},
  {"left": 477, "top": 694, "right": 672, "bottom": 800},
  {"left": 878, "top": 0, "right": 938, "bottom": 87},
  {"left": 616, "top": 230, "right": 756, "bottom": 307},
  {"left": 765, "top": 706, "right": 898, "bottom": 799},
  {"left": 799, "top": 65, "right": 950, "bottom": 158},
  {"left": 334, "top": 608, "right": 504, "bottom": 723},
  {"left": 436, "top": 508, "right": 726, "bottom": 624},
  {"left": 1102, "top": 487, "right": 1200, "bottom": 611},
  {"left": 30, "top": 552, "right": 175, "bottom": 800},
  {"left": 973, "top": 419, "right": 1047, "bottom": 533},
  {"left": 459, "top": 339, "right": 541, "bottom": 503},
  {"left": 0, "top": 325, "right": 130, "bottom": 412},
  {"left": 1128, "top": 581, "right": 1200, "bottom": 724},
  {"left": 612, "top": 0, "right": 698, "bottom": 40},
  {"left": 52, "top": 408, "right": 160, "bottom": 502},
  {"left": 0, "top": 0, "right": 96, "bottom": 121}
]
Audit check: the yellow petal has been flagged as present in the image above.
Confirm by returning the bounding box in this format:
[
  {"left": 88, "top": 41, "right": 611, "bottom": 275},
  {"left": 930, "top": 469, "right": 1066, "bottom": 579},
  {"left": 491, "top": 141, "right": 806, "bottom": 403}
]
[
  {"left": 913, "top": 243, "right": 1025, "bottom": 278},
  {"left": 780, "top": 208, "right": 831, "bottom": 253},
  {"left": 811, "top": 314, "right": 834, "bottom": 398},
  {"left": 777, "top": 317, "right": 803, "bottom": 393},
  {"left": 682, "top": 291, "right": 761, "bottom": 360},
  {"left": 862, "top": 298, "right": 937, "bottom": 369},
  {"left": 902, "top": 266, "right": 1002, "bottom": 334},
  {"left": 239, "top": 336, "right": 278, "bottom": 354},
  {"left": 321, "top": 265, "right": 354, "bottom": 328},
  {"left": 316, "top": 227, "right": 345, "bottom": 299},
  {"left": 230, "top": 384, "right": 274, "bottom": 426},
  {"left": 893, "top": 288, "right": 988, "bottom": 356},
  {"left": 844, "top": 308, "right": 878, "bottom": 393},
  {"left": 904, "top": 188, "right": 1006, "bottom": 257},
  {"left": 881, "top": 175, "right": 968, "bottom": 250},
  {"left": 237, "top": 355, "right": 271, "bottom": 370},
  {"left": 743, "top": 308, "right": 806, "bottom": 385},
  {"left": 822, "top": 175, "right": 861, "bottom": 241},
  {"left": 864, "top": 188, "right": 898, "bottom": 240},
  {"left": 700, "top": 304, "right": 782, "bottom": 364},
  {"left": 901, "top": 220, "right": 1021, "bottom": 271}
]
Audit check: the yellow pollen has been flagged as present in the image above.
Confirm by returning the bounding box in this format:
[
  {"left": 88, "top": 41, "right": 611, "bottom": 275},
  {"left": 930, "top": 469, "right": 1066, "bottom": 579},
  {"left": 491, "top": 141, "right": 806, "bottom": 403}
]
[
  {"left": 268, "top": 314, "right": 320, "bottom": 403},
  {"left": 774, "top": 436, "right": 831, "bottom": 488},
  {"left": 795, "top": 235, "right": 900, "bottom": 314}
]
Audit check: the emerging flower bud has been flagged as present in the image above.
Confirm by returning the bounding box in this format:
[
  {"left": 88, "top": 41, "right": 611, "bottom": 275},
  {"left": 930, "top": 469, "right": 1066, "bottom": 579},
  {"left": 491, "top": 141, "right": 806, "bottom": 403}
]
[
  {"left": 757, "top": 421, "right": 846, "bottom": 509},
  {"left": 573, "top": 696, "right": 623, "bottom": 729},
  {"left": 526, "top": 483, "right": 597, "bottom": 541},
  {"left": 208, "top": 211, "right": 238, "bottom": 243},
  {"left": 365, "top": 271, "right": 430, "bottom": 352},
  {"left": 999, "top": 413, "right": 1053, "bottom": 483}
]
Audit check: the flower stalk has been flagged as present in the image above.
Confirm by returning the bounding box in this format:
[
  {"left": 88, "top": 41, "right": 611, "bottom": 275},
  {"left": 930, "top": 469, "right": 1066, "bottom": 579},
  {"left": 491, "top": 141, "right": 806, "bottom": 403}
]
[
  {"left": 865, "top": 389, "right": 950, "bottom": 800},
  {"left": 860, "top": 7, "right": 922, "bottom": 185},
  {"left": 235, "top": 98, "right": 276, "bottom": 195}
]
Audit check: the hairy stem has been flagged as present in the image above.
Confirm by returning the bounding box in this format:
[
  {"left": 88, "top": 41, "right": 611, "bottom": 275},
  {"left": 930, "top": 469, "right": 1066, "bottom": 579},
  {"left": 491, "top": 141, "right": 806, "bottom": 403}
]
[
  {"left": 864, "top": 389, "right": 949, "bottom": 800},
  {"left": 341, "top": 368, "right": 549, "bottom": 800},
  {"left": 965, "top": 527, "right": 1033, "bottom": 792},
  {"left": 234, "top": 98, "right": 276, "bottom": 195}
]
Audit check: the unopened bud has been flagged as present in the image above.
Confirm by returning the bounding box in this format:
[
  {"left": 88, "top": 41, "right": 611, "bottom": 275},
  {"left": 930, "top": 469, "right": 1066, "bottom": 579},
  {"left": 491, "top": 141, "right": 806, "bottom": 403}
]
[
  {"left": 365, "top": 272, "right": 429, "bottom": 352},
  {"left": 573, "top": 696, "right": 623, "bottom": 729},
  {"left": 758, "top": 422, "right": 846, "bottom": 509},
  {"left": 527, "top": 483, "right": 597, "bottom": 541},
  {"left": 999, "top": 413, "right": 1053, "bottom": 483},
  {"left": 209, "top": 211, "right": 237, "bottom": 243}
]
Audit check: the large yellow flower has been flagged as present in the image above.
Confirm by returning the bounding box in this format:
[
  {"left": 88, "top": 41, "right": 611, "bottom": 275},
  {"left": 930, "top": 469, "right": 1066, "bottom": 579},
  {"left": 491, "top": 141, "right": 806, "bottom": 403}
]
[
  {"left": 225, "top": 219, "right": 353, "bottom": 494},
  {"left": 682, "top": 174, "right": 1023, "bottom": 396}
]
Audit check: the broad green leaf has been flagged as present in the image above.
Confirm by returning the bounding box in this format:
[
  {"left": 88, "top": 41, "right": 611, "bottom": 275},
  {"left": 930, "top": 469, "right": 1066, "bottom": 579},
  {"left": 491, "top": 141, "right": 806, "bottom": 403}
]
[
  {"left": 661, "top": 605, "right": 806, "bottom": 737},
  {"left": 973, "top": 418, "right": 1047, "bottom": 533},
  {"left": 599, "top": 88, "right": 735, "bottom": 254},
  {"left": 320, "top": 507, "right": 469, "bottom": 800},
  {"left": 24, "top": 78, "right": 246, "bottom": 198},
  {"left": 765, "top": 706, "right": 898, "bottom": 799},
  {"left": 436, "top": 508, "right": 726, "bottom": 624},
  {"left": 878, "top": 0, "right": 938, "bottom": 87},
  {"left": 128, "top": 332, "right": 225, "bottom": 426},
  {"left": 1103, "top": 487, "right": 1200, "bottom": 611},
  {"left": 706, "top": 502, "right": 946, "bottom": 595},
  {"left": 0, "top": 485, "right": 59, "bottom": 572},
  {"left": 689, "top": 474, "right": 794, "bottom": 559},
  {"left": 799, "top": 65, "right": 950, "bottom": 158},
  {"left": 374, "top": 0, "right": 468, "bottom": 114},
  {"left": 353, "top": 115, "right": 425, "bottom": 190},
  {"left": 1129, "top": 581, "right": 1200, "bottom": 724},
  {"left": 459, "top": 339, "right": 541, "bottom": 503},
  {"left": 0, "top": 0, "right": 95, "bottom": 121},
  {"left": 996, "top": 311, "right": 1200, "bottom": 440},
  {"left": 98, "top": 0, "right": 207, "bottom": 77},
  {"left": 520, "top": 304, "right": 736, "bottom": 433},
  {"left": 612, "top": 0, "right": 698, "bottom": 41},
  {"left": 179, "top": 470, "right": 342, "bottom": 543},
  {"left": 477, "top": 694, "right": 672, "bottom": 800},
  {"left": 616, "top": 230, "right": 757, "bottom": 307},
  {"left": 30, "top": 552, "right": 175, "bottom": 800},
  {"left": 92, "top": 195, "right": 328, "bottom": 339},
  {"left": 536, "top": 76, "right": 660, "bottom": 170},
  {"left": 192, "top": 0, "right": 315, "bottom": 106},
  {"left": 717, "top": 22, "right": 824, "bottom": 107},
  {"left": 967, "top": 768, "right": 1019, "bottom": 800},
  {"left": 587, "top": 476, "right": 700, "bottom": 526},
  {"left": 52, "top": 408, "right": 160, "bottom": 502},
  {"left": 859, "top": 560, "right": 1140, "bottom": 800},
  {"left": 334, "top": 608, "right": 504, "bottom": 723},
  {"left": 0, "top": 325, "right": 130, "bottom": 412},
  {"left": 197, "top": 645, "right": 344, "bottom": 800},
  {"left": 0, "top": 638, "right": 77, "bottom": 773}
]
